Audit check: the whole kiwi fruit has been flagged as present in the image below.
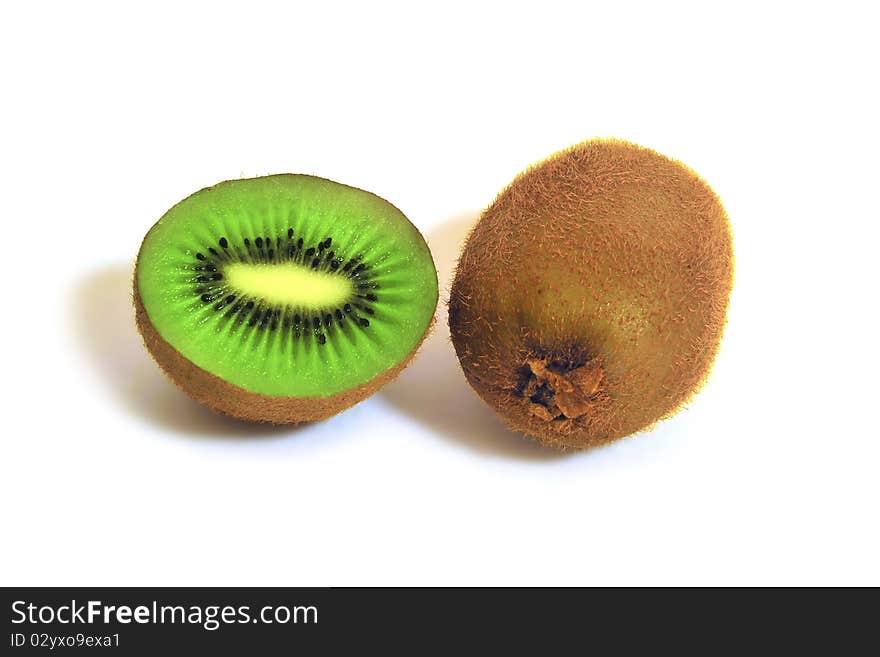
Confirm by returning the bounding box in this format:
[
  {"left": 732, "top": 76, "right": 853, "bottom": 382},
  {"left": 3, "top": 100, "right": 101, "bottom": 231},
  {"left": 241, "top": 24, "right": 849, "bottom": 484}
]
[
  {"left": 449, "top": 139, "right": 733, "bottom": 448},
  {"left": 135, "top": 174, "right": 438, "bottom": 424}
]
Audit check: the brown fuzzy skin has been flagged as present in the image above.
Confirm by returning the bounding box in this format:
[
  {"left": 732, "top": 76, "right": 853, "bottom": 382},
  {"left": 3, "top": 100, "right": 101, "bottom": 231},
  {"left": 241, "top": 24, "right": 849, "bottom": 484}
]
[
  {"left": 134, "top": 284, "right": 430, "bottom": 424},
  {"left": 449, "top": 139, "right": 734, "bottom": 449}
]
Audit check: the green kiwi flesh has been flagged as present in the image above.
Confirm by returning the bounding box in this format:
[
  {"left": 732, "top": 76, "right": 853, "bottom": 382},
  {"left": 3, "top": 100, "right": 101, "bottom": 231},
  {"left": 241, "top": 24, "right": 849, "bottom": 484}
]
[
  {"left": 449, "top": 139, "right": 733, "bottom": 448},
  {"left": 135, "top": 174, "right": 438, "bottom": 423}
]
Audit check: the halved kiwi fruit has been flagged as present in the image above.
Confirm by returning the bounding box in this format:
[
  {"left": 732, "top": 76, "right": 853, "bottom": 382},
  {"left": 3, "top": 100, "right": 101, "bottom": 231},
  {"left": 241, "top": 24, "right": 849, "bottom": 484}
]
[
  {"left": 449, "top": 139, "right": 733, "bottom": 448},
  {"left": 135, "top": 174, "right": 438, "bottom": 423}
]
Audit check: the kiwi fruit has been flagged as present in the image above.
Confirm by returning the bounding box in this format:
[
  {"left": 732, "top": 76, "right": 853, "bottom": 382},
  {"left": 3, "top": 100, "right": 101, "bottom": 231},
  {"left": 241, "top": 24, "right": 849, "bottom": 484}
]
[
  {"left": 449, "top": 139, "right": 733, "bottom": 448},
  {"left": 135, "top": 174, "right": 438, "bottom": 424}
]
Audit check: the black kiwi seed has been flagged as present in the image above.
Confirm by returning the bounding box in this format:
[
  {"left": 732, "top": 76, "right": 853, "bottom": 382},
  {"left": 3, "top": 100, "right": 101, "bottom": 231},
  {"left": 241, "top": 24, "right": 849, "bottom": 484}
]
[{"left": 188, "top": 227, "right": 385, "bottom": 339}]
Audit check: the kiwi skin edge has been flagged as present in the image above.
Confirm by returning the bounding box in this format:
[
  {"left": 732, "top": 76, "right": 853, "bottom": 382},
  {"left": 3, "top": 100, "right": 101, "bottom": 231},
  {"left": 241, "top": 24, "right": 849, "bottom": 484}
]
[
  {"left": 134, "top": 277, "right": 433, "bottom": 424},
  {"left": 448, "top": 138, "right": 734, "bottom": 449}
]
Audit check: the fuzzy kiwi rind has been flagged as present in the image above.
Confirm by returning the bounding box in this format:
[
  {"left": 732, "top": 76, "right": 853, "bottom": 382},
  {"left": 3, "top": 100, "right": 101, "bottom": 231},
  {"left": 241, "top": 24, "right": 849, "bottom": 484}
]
[
  {"left": 448, "top": 138, "right": 734, "bottom": 449},
  {"left": 134, "top": 174, "right": 438, "bottom": 424}
]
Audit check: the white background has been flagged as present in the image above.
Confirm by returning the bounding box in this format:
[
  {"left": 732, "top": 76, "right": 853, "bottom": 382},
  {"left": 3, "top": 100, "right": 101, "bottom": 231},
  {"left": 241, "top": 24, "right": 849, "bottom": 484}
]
[{"left": 1, "top": 2, "right": 877, "bottom": 586}]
